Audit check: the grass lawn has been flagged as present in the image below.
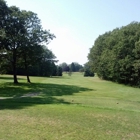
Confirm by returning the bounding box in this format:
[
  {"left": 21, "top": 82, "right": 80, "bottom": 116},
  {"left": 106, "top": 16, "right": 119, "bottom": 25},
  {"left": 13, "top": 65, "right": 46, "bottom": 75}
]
[{"left": 0, "top": 73, "right": 140, "bottom": 140}]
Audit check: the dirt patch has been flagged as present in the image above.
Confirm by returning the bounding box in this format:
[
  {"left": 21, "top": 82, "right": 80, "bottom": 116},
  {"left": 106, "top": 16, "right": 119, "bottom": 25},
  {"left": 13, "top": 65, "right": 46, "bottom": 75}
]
[{"left": 20, "top": 92, "right": 40, "bottom": 97}]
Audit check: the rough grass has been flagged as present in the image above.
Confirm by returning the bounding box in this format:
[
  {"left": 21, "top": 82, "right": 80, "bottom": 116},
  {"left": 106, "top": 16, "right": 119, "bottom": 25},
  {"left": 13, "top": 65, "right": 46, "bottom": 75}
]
[{"left": 0, "top": 73, "right": 140, "bottom": 140}]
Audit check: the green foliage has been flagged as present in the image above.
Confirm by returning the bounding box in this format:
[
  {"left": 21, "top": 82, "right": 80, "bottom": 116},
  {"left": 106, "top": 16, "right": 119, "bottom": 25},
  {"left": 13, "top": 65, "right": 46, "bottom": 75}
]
[
  {"left": 0, "top": 1, "right": 55, "bottom": 83},
  {"left": 59, "top": 62, "right": 83, "bottom": 73},
  {"left": 84, "top": 69, "right": 94, "bottom": 77},
  {"left": 73, "top": 62, "right": 83, "bottom": 72},
  {"left": 56, "top": 66, "right": 63, "bottom": 76},
  {"left": 59, "top": 62, "right": 69, "bottom": 72},
  {"left": 70, "top": 62, "right": 76, "bottom": 72},
  {"left": 84, "top": 62, "right": 94, "bottom": 77},
  {"left": 88, "top": 22, "right": 140, "bottom": 86}
]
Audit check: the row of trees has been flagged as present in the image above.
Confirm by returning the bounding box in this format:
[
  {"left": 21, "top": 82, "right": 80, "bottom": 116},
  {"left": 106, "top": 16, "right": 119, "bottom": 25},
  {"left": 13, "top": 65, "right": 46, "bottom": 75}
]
[
  {"left": 59, "top": 62, "right": 94, "bottom": 77},
  {"left": 6, "top": 60, "right": 63, "bottom": 77},
  {"left": 59, "top": 62, "right": 83, "bottom": 72},
  {"left": 88, "top": 22, "right": 140, "bottom": 86},
  {"left": 0, "top": 0, "right": 61, "bottom": 83}
]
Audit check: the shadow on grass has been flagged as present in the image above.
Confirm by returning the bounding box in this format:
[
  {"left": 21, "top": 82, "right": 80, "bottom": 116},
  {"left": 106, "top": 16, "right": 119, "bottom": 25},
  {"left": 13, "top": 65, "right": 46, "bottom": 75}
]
[{"left": 0, "top": 82, "right": 93, "bottom": 110}]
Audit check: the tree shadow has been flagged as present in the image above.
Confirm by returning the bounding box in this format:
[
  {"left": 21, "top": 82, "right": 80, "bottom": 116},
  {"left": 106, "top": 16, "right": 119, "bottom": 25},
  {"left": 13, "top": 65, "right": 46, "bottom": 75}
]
[{"left": 0, "top": 82, "right": 93, "bottom": 110}]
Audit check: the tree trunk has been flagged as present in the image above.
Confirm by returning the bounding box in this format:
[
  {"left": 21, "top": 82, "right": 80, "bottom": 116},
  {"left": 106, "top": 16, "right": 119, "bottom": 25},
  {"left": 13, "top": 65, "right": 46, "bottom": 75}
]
[
  {"left": 13, "top": 65, "right": 18, "bottom": 84},
  {"left": 27, "top": 74, "right": 31, "bottom": 83},
  {"left": 24, "top": 56, "right": 31, "bottom": 83},
  {"left": 13, "top": 49, "right": 18, "bottom": 84}
]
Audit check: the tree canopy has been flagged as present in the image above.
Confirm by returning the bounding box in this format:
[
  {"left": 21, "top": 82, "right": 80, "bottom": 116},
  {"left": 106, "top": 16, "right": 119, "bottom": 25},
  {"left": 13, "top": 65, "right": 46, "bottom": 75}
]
[
  {"left": 0, "top": 0, "right": 56, "bottom": 83},
  {"left": 88, "top": 22, "right": 140, "bottom": 87}
]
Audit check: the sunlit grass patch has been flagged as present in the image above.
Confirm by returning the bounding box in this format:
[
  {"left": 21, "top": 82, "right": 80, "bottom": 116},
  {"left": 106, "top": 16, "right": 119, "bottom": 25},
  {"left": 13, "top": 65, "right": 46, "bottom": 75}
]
[{"left": 0, "top": 73, "right": 140, "bottom": 139}]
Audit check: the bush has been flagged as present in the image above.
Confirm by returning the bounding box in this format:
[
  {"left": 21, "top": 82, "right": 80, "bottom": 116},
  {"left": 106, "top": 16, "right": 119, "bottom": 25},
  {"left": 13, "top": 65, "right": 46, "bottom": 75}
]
[{"left": 84, "top": 69, "right": 94, "bottom": 77}]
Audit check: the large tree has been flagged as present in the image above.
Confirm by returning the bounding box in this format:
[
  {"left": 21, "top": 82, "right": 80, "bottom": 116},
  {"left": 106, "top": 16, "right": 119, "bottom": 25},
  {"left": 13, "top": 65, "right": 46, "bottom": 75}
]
[
  {"left": 18, "top": 10, "right": 55, "bottom": 83},
  {"left": 0, "top": 3, "right": 55, "bottom": 83},
  {"left": 1, "top": 6, "right": 27, "bottom": 83},
  {"left": 18, "top": 10, "right": 55, "bottom": 82}
]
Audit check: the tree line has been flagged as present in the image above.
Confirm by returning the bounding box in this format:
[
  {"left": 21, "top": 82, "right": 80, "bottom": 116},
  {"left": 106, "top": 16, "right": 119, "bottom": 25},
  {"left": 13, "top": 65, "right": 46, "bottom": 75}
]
[
  {"left": 0, "top": 0, "right": 62, "bottom": 83},
  {"left": 59, "top": 62, "right": 94, "bottom": 77},
  {"left": 59, "top": 62, "right": 83, "bottom": 72},
  {"left": 88, "top": 22, "right": 140, "bottom": 87}
]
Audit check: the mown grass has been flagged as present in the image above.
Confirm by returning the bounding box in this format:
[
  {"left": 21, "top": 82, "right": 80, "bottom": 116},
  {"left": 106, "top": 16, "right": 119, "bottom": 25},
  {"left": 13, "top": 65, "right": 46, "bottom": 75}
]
[{"left": 0, "top": 73, "right": 140, "bottom": 140}]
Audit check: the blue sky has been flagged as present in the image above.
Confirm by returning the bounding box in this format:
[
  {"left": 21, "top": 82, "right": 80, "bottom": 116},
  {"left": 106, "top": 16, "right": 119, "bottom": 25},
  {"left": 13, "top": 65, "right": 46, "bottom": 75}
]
[{"left": 6, "top": 0, "right": 140, "bottom": 65}]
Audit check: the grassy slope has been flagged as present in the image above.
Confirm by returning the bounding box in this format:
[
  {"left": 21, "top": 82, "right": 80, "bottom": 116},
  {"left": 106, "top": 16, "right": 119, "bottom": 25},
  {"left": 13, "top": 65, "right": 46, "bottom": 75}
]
[{"left": 0, "top": 73, "right": 140, "bottom": 140}]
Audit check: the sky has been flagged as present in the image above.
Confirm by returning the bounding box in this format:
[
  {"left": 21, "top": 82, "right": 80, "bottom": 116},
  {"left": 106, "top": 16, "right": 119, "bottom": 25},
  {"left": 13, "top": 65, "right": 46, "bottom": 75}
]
[{"left": 5, "top": 0, "right": 140, "bottom": 65}]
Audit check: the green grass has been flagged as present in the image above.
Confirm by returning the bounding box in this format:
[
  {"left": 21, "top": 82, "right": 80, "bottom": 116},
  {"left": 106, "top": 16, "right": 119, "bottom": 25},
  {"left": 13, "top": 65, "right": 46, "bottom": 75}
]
[{"left": 0, "top": 73, "right": 140, "bottom": 140}]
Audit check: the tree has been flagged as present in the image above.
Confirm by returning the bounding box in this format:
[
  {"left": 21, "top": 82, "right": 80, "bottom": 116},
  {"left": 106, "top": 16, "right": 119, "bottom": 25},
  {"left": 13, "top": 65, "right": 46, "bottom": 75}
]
[
  {"left": 59, "top": 62, "right": 69, "bottom": 72},
  {"left": 84, "top": 62, "right": 94, "bottom": 77},
  {"left": 0, "top": 4, "right": 55, "bottom": 83},
  {"left": 18, "top": 10, "right": 55, "bottom": 82},
  {"left": 56, "top": 66, "right": 62, "bottom": 76},
  {"left": 51, "top": 62, "right": 57, "bottom": 76},
  {"left": 70, "top": 62, "right": 76, "bottom": 72},
  {"left": 73, "top": 62, "right": 83, "bottom": 72},
  {"left": 1, "top": 6, "right": 27, "bottom": 83},
  {"left": 37, "top": 47, "right": 56, "bottom": 77}
]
